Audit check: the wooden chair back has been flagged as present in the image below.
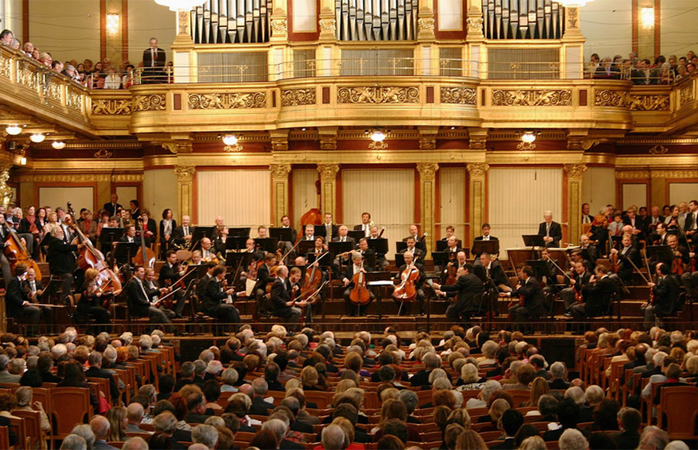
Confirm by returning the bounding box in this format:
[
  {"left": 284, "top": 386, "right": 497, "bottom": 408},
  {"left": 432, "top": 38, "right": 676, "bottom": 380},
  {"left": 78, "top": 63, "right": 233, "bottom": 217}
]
[
  {"left": 50, "top": 388, "right": 93, "bottom": 447},
  {"left": 12, "top": 409, "right": 42, "bottom": 450},
  {"left": 657, "top": 386, "right": 698, "bottom": 439},
  {"left": 0, "top": 425, "right": 10, "bottom": 450}
]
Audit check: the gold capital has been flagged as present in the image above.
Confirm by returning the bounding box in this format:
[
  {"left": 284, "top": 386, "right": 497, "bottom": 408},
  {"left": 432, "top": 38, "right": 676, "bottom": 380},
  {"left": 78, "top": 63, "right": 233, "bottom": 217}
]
[
  {"left": 417, "top": 163, "right": 439, "bottom": 180},
  {"left": 270, "top": 164, "right": 292, "bottom": 180},
  {"left": 467, "top": 163, "right": 490, "bottom": 177},
  {"left": 564, "top": 164, "right": 588, "bottom": 178},
  {"left": 317, "top": 164, "right": 340, "bottom": 181},
  {"left": 174, "top": 165, "right": 196, "bottom": 181}
]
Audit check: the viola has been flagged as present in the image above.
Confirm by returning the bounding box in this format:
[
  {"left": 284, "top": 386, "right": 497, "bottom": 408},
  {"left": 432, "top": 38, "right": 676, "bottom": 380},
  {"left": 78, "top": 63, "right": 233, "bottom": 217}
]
[
  {"left": 349, "top": 263, "right": 370, "bottom": 306},
  {"left": 445, "top": 263, "right": 457, "bottom": 286},
  {"left": 672, "top": 257, "right": 685, "bottom": 276},
  {"left": 393, "top": 261, "right": 419, "bottom": 302}
]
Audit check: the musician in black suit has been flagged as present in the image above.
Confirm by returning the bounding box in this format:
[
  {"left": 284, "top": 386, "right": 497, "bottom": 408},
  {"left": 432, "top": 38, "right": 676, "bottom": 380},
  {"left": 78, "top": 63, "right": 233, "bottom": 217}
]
[
  {"left": 321, "top": 213, "right": 339, "bottom": 241},
  {"left": 474, "top": 223, "right": 498, "bottom": 243},
  {"left": 404, "top": 224, "right": 426, "bottom": 254},
  {"left": 126, "top": 266, "right": 171, "bottom": 324},
  {"left": 171, "top": 215, "right": 193, "bottom": 248},
  {"left": 579, "top": 234, "right": 598, "bottom": 265},
  {"left": 254, "top": 253, "right": 278, "bottom": 318},
  {"left": 342, "top": 252, "right": 374, "bottom": 316},
  {"left": 353, "top": 212, "right": 373, "bottom": 237},
  {"left": 500, "top": 265, "right": 546, "bottom": 325},
  {"left": 643, "top": 263, "right": 680, "bottom": 330},
  {"left": 137, "top": 210, "right": 157, "bottom": 248},
  {"left": 393, "top": 251, "right": 425, "bottom": 316},
  {"left": 581, "top": 203, "right": 593, "bottom": 225},
  {"left": 559, "top": 261, "right": 592, "bottom": 316},
  {"left": 332, "top": 225, "right": 355, "bottom": 245},
  {"left": 433, "top": 263, "right": 483, "bottom": 323},
  {"left": 47, "top": 226, "right": 84, "bottom": 305},
  {"left": 368, "top": 226, "right": 389, "bottom": 268},
  {"left": 399, "top": 237, "right": 424, "bottom": 260},
  {"left": 478, "top": 253, "right": 511, "bottom": 293},
  {"left": 157, "top": 251, "right": 187, "bottom": 317},
  {"left": 611, "top": 234, "right": 641, "bottom": 285},
  {"left": 79, "top": 267, "right": 115, "bottom": 334},
  {"left": 572, "top": 265, "right": 618, "bottom": 320},
  {"left": 142, "top": 37, "right": 167, "bottom": 84},
  {"left": 270, "top": 265, "right": 303, "bottom": 329},
  {"left": 103, "top": 193, "right": 122, "bottom": 217},
  {"left": 119, "top": 225, "right": 138, "bottom": 244},
  {"left": 538, "top": 211, "right": 563, "bottom": 248},
  {"left": 5, "top": 264, "right": 41, "bottom": 335},
  {"left": 277, "top": 215, "right": 297, "bottom": 255},
  {"left": 201, "top": 265, "right": 240, "bottom": 328},
  {"left": 662, "top": 234, "right": 689, "bottom": 271},
  {"left": 685, "top": 200, "right": 698, "bottom": 249},
  {"left": 356, "top": 238, "right": 376, "bottom": 270},
  {"left": 213, "top": 216, "right": 229, "bottom": 256}
]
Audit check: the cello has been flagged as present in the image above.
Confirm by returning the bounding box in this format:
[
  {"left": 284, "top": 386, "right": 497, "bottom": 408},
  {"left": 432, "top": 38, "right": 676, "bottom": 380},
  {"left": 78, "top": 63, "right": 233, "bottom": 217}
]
[
  {"left": 393, "top": 260, "right": 418, "bottom": 302},
  {"left": 133, "top": 217, "right": 156, "bottom": 268},
  {"left": 68, "top": 220, "right": 122, "bottom": 296},
  {"left": 349, "top": 261, "right": 370, "bottom": 306},
  {"left": 2, "top": 220, "right": 42, "bottom": 281}
]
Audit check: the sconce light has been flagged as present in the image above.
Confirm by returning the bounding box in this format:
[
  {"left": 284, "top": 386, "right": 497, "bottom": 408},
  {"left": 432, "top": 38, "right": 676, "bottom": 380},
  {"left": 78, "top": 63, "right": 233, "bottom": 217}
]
[
  {"left": 366, "top": 129, "right": 389, "bottom": 150},
  {"left": 521, "top": 131, "right": 537, "bottom": 144},
  {"left": 640, "top": 8, "right": 654, "bottom": 29},
  {"left": 52, "top": 141, "right": 66, "bottom": 150},
  {"left": 5, "top": 125, "right": 22, "bottom": 136},
  {"left": 29, "top": 133, "right": 46, "bottom": 143},
  {"left": 107, "top": 14, "right": 120, "bottom": 35}
]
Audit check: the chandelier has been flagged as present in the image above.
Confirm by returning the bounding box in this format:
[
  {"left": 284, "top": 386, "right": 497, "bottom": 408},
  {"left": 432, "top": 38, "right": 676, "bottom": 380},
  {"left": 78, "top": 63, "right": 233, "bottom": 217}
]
[{"left": 153, "top": 0, "right": 207, "bottom": 11}]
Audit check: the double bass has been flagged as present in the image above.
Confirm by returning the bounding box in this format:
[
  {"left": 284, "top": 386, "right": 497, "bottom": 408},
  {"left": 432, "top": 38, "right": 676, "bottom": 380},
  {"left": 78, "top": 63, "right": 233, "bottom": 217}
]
[
  {"left": 133, "top": 218, "right": 156, "bottom": 268},
  {"left": 68, "top": 220, "right": 122, "bottom": 298},
  {"left": 2, "top": 221, "right": 41, "bottom": 281}
]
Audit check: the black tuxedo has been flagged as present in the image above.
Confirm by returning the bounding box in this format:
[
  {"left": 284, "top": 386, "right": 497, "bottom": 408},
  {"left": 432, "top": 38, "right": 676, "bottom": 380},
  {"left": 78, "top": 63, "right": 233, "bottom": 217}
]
[
  {"left": 201, "top": 278, "right": 240, "bottom": 324},
  {"left": 158, "top": 263, "right": 179, "bottom": 286},
  {"left": 617, "top": 246, "right": 641, "bottom": 283},
  {"left": 357, "top": 248, "right": 376, "bottom": 269},
  {"left": 481, "top": 262, "right": 509, "bottom": 289},
  {"left": 142, "top": 47, "right": 167, "bottom": 83},
  {"left": 509, "top": 276, "right": 546, "bottom": 321},
  {"left": 653, "top": 275, "right": 680, "bottom": 317},
  {"left": 126, "top": 278, "right": 156, "bottom": 317},
  {"left": 47, "top": 237, "right": 78, "bottom": 274},
  {"left": 6, "top": 276, "right": 40, "bottom": 327},
  {"left": 631, "top": 68, "right": 657, "bottom": 85},
  {"left": 280, "top": 226, "right": 297, "bottom": 244},
  {"left": 171, "top": 225, "right": 192, "bottom": 244},
  {"left": 579, "top": 275, "right": 617, "bottom": 318},
  {"left": 320, "top": 223, "right": 339, "bottom": 240},
  {"left": 249, "top": 396, "right": 275, "bottom": 416},
  {"left": 538, "top": 221, "right": 562, "bottom": 247},
  {"left": 403, "top": 235, "right": 427, "bottom": 253},
  {"left": 103, "top": 202, "right": 122, "bottom": 216},
  {"left": 270, "top": 278, "right": 296, "bottom": 318},
  {"left": 332, "top": 235, "right": 356, "bottom": 245},
  {"left": 440, "top": 273, "right": 484, "bottom": 321},
  {"left": 474, "top": 235, "right": 498, "bottom": 241}
]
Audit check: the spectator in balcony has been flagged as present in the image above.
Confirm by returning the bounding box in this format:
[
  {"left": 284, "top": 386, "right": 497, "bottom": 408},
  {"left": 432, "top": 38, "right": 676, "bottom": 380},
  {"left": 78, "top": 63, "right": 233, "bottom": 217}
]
[
  {"left": 659, "top": 63, "right": 674, "bottom": 85},
  {"left": 0, "top": 29, "right": 14, "bottom": 46},
  {"left": 632, "top": 59, "right": 657, "bottom": 85},
  {"left": 143, "top": 37, "right": 166, "bottom": 84},
  {"left": 38, "top": 52, "right": 52, "bottom": 67},
  {"left": 586, "top": 53, "right": 600, "bottom": 78},
  {"left": 104, "top": 67, "right": 122, "bottom": 89},
  {"left": 63, "top": 65, "right": 80, "bottom": 83},
  {"left": 618, "top": 59, "right": 633, "bottom": 81},
  {"left": 688, "top": 63, "right": 696, "bottom": 75},
  {"left": 677, "top": 64, "right": 688, "bottom": 81},
  {"left": 123, "top": 64, "right": 137, "bottom": 88},
  {"left": 31, "top": 48, "right": 39, "bottom": 60},
  {"left": 51, "top": 60, "right": 64, "bottom": 74},
  {"left": 9, "top": 39, "right": 20, "bottom": 51},
  {"left": 22, "top": 42, "right": 34, "bottom": 58},
  {"left": 84, "top": 59, "right": 93, "bottom": 72},
  {"left": 594, "top": 57, "right": 619, "bottom": 79}
]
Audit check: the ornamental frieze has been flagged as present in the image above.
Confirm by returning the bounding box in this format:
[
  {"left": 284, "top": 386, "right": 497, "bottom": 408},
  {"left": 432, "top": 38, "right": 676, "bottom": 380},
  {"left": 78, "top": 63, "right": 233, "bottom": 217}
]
[
  {"left": 337, "top": 86, "right": 419, "bottom": 104},
  {"left": 595, "top": 90, "right": 626, "bottom": 107},
  {"left": 491, "top": 90, "right": 572, "bottom": 107},
  {"left": 133, "top": 94, "right": 166, "bottom": 112},
  {"left": 47, "top": 81, "right": 62, "bottom": 102},
  {"left": 680, "top": 85, "right": 694, "bottom": 106},
  {"left": 626, "top": 94, "right": 670, "bottom": 111},
  {"left": 188, "top": 92, "right": 266, "bottom": 109},
  {"left": 281, "top": 88, "right": 316, "bottom": 106},
  {"left": 16, "top": 62, "right": 38, "bottom": 90},
  {"left": 0, "top": 53, "right": 10, "bottom": 79},
  {"left": 440, "top": 87, "right": 476, "bottom": 105},
  {"left": 92, "top": 99, "right": 132, "bottom": 115},
  {"left": 67, "top": 87, "right": 84, "bottom": 111}
]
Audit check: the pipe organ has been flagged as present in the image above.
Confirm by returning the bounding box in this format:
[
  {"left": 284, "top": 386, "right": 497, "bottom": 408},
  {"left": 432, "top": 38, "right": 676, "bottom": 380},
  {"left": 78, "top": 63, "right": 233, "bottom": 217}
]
[
  {"left": 191, "top": 0, "right": 274, "bottom": 44},
  {"left": 482, "top": 0, "right": 565, "bottom": 40},
  {"left": 335, "top": 0, "right": 419, "bottom": 41}
]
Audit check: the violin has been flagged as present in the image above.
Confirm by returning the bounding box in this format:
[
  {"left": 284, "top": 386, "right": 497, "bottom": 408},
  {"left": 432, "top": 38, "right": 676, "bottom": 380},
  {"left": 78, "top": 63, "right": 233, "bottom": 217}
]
[
  {"left": 393, "top": 260, "right": 419, "bottom": 302},
  {"left": 349, "top": 261, "right": 370, "bottom": 306}
]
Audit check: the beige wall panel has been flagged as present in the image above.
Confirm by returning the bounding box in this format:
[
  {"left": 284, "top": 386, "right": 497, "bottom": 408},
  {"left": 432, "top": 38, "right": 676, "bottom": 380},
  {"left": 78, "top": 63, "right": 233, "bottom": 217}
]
[
  {"left": 128, "top": 1, "right": 176, "bottom": 66},
  {"left": 622, "top": 184, "right": 647, "bottom": 211},
  {"left": 197, "top": 170, "right": 271, "bottom": 227},
  {"left": 581, "top": 0, "right": 632, "bottom": 60},
  {"left": 116, "top": 186, "right": 138, "bottom": 206},
  {"left": 342, "top": 169, "right": 414, "bottom": 256},
  {"left": 143, "top": 169, "right": 178, "bottom": 223},
  {"left": 438, "top": 0, "right": 463, "bottom": 31},
  {"left": 292, "top": 169, "right": 318, "bottom": 232},
  {"left": 661, "top": 1, "right": 698, "bottom": 56},
  {"left": 292, "top": 0, "right": 317, "bottom": 33},
  {"left": 28, "top": 0, "right": 101, "bottom": 64},
  {"left": 582, "top": 167, "right": 616, "bottom": 216},
  {"left": 669, "top": 183, "right": 698, "bottom": 206},
  {"left": 439, "top": 167, "right": 466, "bottom": 242},
  {"left": 39, "top": 187, "right": 94, "bottom": 214},
  {"left": 488, "top": 168, "right": 563, "bottom": 257}
]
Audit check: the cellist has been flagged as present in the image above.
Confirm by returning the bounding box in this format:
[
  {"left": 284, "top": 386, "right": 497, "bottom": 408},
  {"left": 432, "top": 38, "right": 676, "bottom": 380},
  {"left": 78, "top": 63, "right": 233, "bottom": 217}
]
[
  {"left": 342, "top": 252, "right": 374, "bottom": 316},
  {"left": 393, "top": 251, "right": 425, "bottom": 316},
  {"left": 499, "top": 265, "right": 545, "bottom": 328}
]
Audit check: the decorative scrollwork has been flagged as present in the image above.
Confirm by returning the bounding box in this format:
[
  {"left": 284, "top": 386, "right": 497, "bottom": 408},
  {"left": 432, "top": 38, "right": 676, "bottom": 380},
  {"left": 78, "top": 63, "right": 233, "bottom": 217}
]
[
  {"left": 269, "top": 164, "right": 292, "bottom": 179},
  {"left": 680, "top": 85, "right": 694, "bottom": 106},
  {"left": 517, "top": 141, "right": 536, "bottom": 150},
  {"left": 188, "top": 92, "right": 266, "bottom": 109},
  {"left": 467, "top": 17, "right": 484, "bottom": 34},
  {"left": 563, "top": 164, "right": 588, "bottom": 178},
  {"left": 368, "top": 140, "right": 388, "bottom": 150},
  {"left": 16, "top": 62, "right": 37, "bottom": 90},
  {"left": 271, "top": 19, "right": 287, "bottom": 35},
  {"left": 47, "top": 81, "right": 62, "bottom": 102},
  {"left": 174, "top": 165, "right": 196, "bottom": 181},
  {"left": 94, "top": 149, "right": 113, "bottom": 159},
  {"left": 416, "top": 163, "right": 439, "bottom": 180},
  {"left": 92, "top": 99, "right": 132, "bottom": 115},
  {"left": 319, "top": 19, "right": 336, "bottom": 34},
  {"left": 337, "top": 86, "right": 419, "bottom": 104},
  {"left": 649, "top": 144, "right": 668, "bottom": 154},
  {"left": 594, "top": 90, "right": 626, "bottom": 107},
  {"left": 440, "top": 87, "right": 476, "bottom": 105},
  {"left": 281, "top": 89, "right": 316, "bottom": 106},
  {"left": 466, "top": 163, "right": 490, "bottom": 177},
  {"left": 67, "top": 87, "right": 83, "bottom": 111},
  {"left": 626, "top": 95, "right": 670, "bottom": 111},
  {"left": 418, "top": 18, "right": 435, "bottom": 33},
  {"left": 567, "top": 7, "right": 579, "bottom": 29},
  {"left": 492, "top": 89, "right": 572, "bottom": 107},
  {"left": 317, "top": 164, "right": 340, "bottom": 180},
  {"left": 133, "top": 94, "right": 166, "bottom": 112},
  {"left": 0, "top": 53, "right": 10, "bottom": 79},
  {"left": 419, "top": 137, "right": 436, "bottom": 150}
]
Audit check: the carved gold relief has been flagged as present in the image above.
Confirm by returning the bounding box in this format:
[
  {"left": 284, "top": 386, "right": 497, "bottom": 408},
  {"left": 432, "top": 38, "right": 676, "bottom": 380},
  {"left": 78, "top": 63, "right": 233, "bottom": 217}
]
[
  {"left": 440, "top": 87, "right": 476, "bottom": 105},
  {"left": 271, "top": 138, "right": 289, "bottom": 151},
  {"left": 47, "top": 82, "right": 62, "bottom": 102},
  {"left": 680, "top": 85, "right": 694, "bottom": 106},
  {"left": 320, "top": 138, "right": 337, "bottom": 151},
  {"left": 271, "top": 19, "right": 288, "bottom": 35},
  {"left": 567, "top": 7, "right": 579, "bottom": 29},
  {"left": 92, "top": 99, "right": 132, "bottom": 115},
  {"left": 281, "top": 89, "right": 316, "bottom": 106},
  {"left": 317, "top": 164, "right": 340, "bottom": 180},
  {"left": 319, "top": 19, "right": 336, "bottom": 34},
  {"left": 337, "top": 86, "right": 419, "bottom": 104},
  {"left": 469, "top": 138, "right": 487, "bottom": 151},
  {"left": 270, "top": 164, "right": 292, "bottom": 180},
  {"left": 517, "top": 142, "right": 536, "bottom": 150},
  {"left": 418, "top": 18, "right": 435, "bottom": 33},
  {"left": 94, "top": 149, "right": 113, "bottom": 158},
  {"left": 615, "top": 170, "right": 650, "bottom": 179},
  {"left": 17, "top": 174, "right": 113, "bottom": 182},
  {"left": 595, "top": 90, "right": 626, "bottom": 107},
  {"left": 563, "top": 164, "right": 588, "bottom": 178},
  {"left": 467, "top": 17, "right": 484, "bottom": 34},
  {"left": 67, "top": 87, "right": 83, "bottom": 111},
  {"left": 492, "top": 90, "right": 572, "bottom": 107},
  {"left": 416, "top": 163, "right": 439, "bottom": 180},
  {"left": 188, "top": 92, "right": 266, "bottom": 109},
  {"left": 419, "top": 137, "right": 436, "bottom": 150},
  {"left": 162, "top": 141, "right": 193, "bottom": 154},
  {"left": 174, "top": 165, "right": 196, "bottom": 181},
  {"left": 466, "top": 163, "right": 490, "bottom": 177},
  {"left": 16, "top": 62, "right": 37, "bottom": 91},
  {"left": 368, "top": 140, "right": 388, "bottom": 150},
  {"left": 649, "top": 144, "right": 668, "bottom": 154},
  {"left": 627, "top": 95, "right": 670, "bottom": 111},
  {"left": 133, "top": 94, "right": 166, "bottom": 112},
  {"left": 0, "top": 53, "right": 10, "bottom": 79},
  {"left": 650, "top": 170, "right": 698, "bottom": 179}
]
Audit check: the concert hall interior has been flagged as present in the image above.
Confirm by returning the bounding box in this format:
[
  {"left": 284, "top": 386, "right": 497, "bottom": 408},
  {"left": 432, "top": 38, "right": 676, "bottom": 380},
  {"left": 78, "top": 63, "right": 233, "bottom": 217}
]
[{"left": 0, "top": 1, "right": 696, "bottom": 449}]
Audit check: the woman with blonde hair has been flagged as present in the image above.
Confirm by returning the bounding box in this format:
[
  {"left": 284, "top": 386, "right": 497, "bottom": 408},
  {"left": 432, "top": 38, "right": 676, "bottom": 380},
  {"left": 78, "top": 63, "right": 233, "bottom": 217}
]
[
  {"left": 522, "top": 377, "right": 550, "bottom": 407},
  {"left": 14, "top": 386, "right": 51, "bottom": 435},
  {"left": 455, "top": 429, "right": 487, "bottom": 450},
  {"left": 107, "top": 406, "right": 128, "bottom": 441},
  {"left": 331, "top": 379, "right": 357, "bottom": 406},
  {"left": 301, "top": 366, "right": 323, "bottom": 391},
  {"left": 478, "top": 398, "right": 511, "bottom": 432}
]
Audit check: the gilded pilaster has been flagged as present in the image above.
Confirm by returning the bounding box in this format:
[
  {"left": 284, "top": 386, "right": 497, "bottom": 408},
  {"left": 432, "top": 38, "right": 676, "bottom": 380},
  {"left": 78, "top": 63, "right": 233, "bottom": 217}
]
[
  {"left": 270, "top": 164, "right": 292, "bottom": 226},
  {"left": 174, "top": 165, "right": 196, "bottom": 222},
  {"left": 417, "top": 163, "right": 439, "bottom": 260},
  {"left": 466, "top": 163, "right": 489, "bottom": 246},
  {"left": 0, "top": 161, "right": 13, "bottom": 208},
  {"left": 564, "top": 164, "right": 587, "bottom": 245},
  {"left": 317, "top": 164, "right": 340, "bottom": 220}
]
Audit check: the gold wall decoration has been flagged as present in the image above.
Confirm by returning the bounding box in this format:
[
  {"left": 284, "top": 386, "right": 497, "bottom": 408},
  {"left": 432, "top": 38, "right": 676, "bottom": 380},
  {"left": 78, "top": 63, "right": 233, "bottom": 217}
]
[
  {"left": 615, "top": 170, "right": 650, "bottom": 179},
  {"left": 271, "top": 138, "right": 289, "bottom": 151},
  {"left": 270, "top": 164, "right": 292, "bottom": 180},
  {"left": 188, "top": 92, "right": 266, "bottom": 109},
  {"left": 319, "top": 19, "right": 336, "bottom": 34},
  {"left": 467, "top": 163, "right": 490, "bottom": 177},
  {"left": 467, "top": 17, "right": 484, "bottom": 34},
  {"left": 111, "top": 174, "right": 143, "bottom": 182},
  {"left": 47, "top": 82, "right": 61, "bottom": 102},
  {"left": 0, "top": 53, "right": 10, "bottom": 79},
  {"left": 223, "top": 143, "right": 242, "bottom": 152},
  {"left": 420, "top": 137, "right": 436, "bottom": 150},
  {"left": 0, "top": 163, "right": 13, "bottom": 208},
  {"left": 177, "top": 11, "right": 190, "bottom": 35},
  {"left": 566, "top": 7, "right": 579, "bottom": 29},
  {"left": 595, "top": 90, "right": 626, "bottom": 107},
  {"left": 174, "top": 165, "right": 196, "bottom": 181},
  {"left": 626, "top": 95, "right": 670, "bottom": 111},
  {"left": 133, "top": 94, "right": 166, "bottom": 112},
  {"left": 492, "top": 90, "right": 572, "bottom": 107},
  {"left": 320, "top": 137, "right": 337, "bottom": 150},
  {"left": 649, "top": 144, "right": 668, "bottom": 154},
  {"left": 17, "top": 174, "right": 113, "bottom": 182},
  {"left": 564, "top": 164, "right": 588, "bottom": 179},
  {"left": 418, "top": 18, "right": 435, "bottom": 34},
  {"left": 16, "top": 62, "right": 37, "bottom": 91},
  {"left": 337, "top": 86, "right": 420, "bottom": 104},
  {"left": 92, "top": 99, "right": 132, "bottom": 115},
  {"left": 680, "top": 85, "right": 694, "bottom": 106},
  {"left": 368, "top": 140, "right": 388, "bottom": 150},
  {"left": 94, "top": 149, "right": 113, "bottom": 158},
  {"left": 440, "top": 87, "right": 477, "bottom": 105},
  {"left": 66, "top": 87, "right": 83, "bottom": 111},
  {"left": 271, "top": 19, "right": 288, "bottom": 35},
  {"left": 517, "top": 141, "right": 536, "bottom": 150},
  {"left": 281, "top": 88, "right": 316, "bottom": 106},
  {"left": 162, "top": 141, "right": 193, "bottom": 154},
  {"left": 650, "top": 170, "right": 698, "bottom": 179}
]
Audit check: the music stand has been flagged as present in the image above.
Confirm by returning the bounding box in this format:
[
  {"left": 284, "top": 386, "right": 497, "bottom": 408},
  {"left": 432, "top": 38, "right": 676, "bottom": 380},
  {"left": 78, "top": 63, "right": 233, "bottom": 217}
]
[
  {"left": 225, "top": 251, "right": 251, "bottom": 268},
  {"left": 348, "top": 230, "right": 364, "bottom": 243},
  {"left": 395, "top": 253, "right": 406, "bottom": 267},
  {"left": 526, "top": 260, "right": 553, "bottom": 283},
  {"left": 269, "top": 227, "right": 293, "bottom": 243},
  {"left": 610, "top": 235, "right": 623, "bottom": 250},
  {"left": 366, "top": 271, "right": 393, "bottom": 320},
  {"left": 113, "top": 242, "right": 139, "bottom": 266},
  {"left": 298, "top": 240, "right": 315, "bottom": 256},
  {"left": 328, "top": 242, "right": 354, "bottom": 257},
  {"left": 254, "top": 237, "right": 279, "bottom": 253},
  {"left": 225, "top": 237, "right": 248, "bottom": 252},
  {"left": 308, "top": 252, "right": 331, "bottom": 267},
  {"left": 432, "top": 251, "right": 449, "bottom": 268},
  {"left": 191, "top": 226, "right": 216, "bottom": 251},
  {"left": 436, "top": 240, "right": 447, "bottom": 251},
  {"left": 314, "top": 225, "right": 328, "bottom": 237},
  {"left": 472, "top": 240, "right": 499, "bottom": 257},
  {"left": 367, "top": 238, "right": 388, "bottom": 256},
  {"left": 99, "top": 227, "right": 124, "bottom": 252},
  {"left": 647, "top": 245, "right": 673, "bottom": 264},
  {"left": 227, "top": 227, "right": 250, "bottom": 238},
  {"left": 522, "top": 235, "right": 546, "bottom": 247},
  {"left": 395, "top": 241, "right": 408, "bottom": 253}
]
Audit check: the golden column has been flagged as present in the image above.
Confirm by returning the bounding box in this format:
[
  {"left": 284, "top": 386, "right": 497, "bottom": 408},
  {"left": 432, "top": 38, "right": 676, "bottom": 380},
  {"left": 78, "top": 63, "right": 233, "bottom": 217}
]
[
  {"left": 466, "top": 163, "right": 489, "bottom": 245},
  {"left": 417, "top": 163, "right": 439, "bottom": 260},
  {"left": 564, "top": 164, "right": 588, "bottom": 246},
  {"left": 174, "top": 165, "right": 196, "bottom": 222},
  {"left": 317, "top": 164, "right": 340, "bottom": 219},
  {"left": 270, "top": 164, "right": 292, "bottom": 226},
  {"left": 0, "top": 162, "right": 13, "bottom": 208}
]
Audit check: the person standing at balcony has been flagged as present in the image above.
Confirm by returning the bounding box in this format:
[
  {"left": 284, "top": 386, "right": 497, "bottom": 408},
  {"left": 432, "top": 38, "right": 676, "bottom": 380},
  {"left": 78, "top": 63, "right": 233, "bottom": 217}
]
[
  {"left": 142, "top": 37, "right": 166, "bottom": 84},
  {"left": 632, "top": 59, "right": 658, "bottom": 85}
]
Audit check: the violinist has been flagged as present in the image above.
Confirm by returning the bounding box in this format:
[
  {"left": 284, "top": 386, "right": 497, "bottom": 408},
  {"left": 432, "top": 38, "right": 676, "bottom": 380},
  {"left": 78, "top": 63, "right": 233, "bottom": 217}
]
[
  {"left": 159, "top": 208, "right": 176, "bottom": 259},
  {"left": 5, "top": 264, "right": 41, "bottom": 336},
  {"left": 652, "top": 222, "right": 669, "bottom": 246},
  {"left": 368, "top": 226, "right": 389, "bottom": 269},
  {"left": 313, "top": 236, "right": 328, "bottom": 255},
  {"left": 393, "top": 251, "right": 425, "bottom": 316},
  {"left": 200, "top": 238, "right": 218, "bottom": 263},
  {"left": 663, "top": 234, "right": 689, "bottom": 274},
  {"left": 171, "top": 215, "right": 193, "bottom": 248},
  {"left": 479, "top": 253, "right": 511, "bottom": 293},
  {"left": 441, "top": 250, "right": 467, "bottom": 284},
  {"left": 643, "top": 263, "right": 680, "bottom": 330},
  {"left": 23, "top": 267, "right": 53, "bottom": 324},
  {"left": 190, "top": 250, "right": 203, "bottom": 266},
  {"left": 302, "top": 224, "right": 316, "bottom": 242},
  {"left": 145, "top": 268, "right": 176, "bottom": 320},
  {"left": 254, "top": 253, "right": 278, "bottom": 318},
  {"left": 47, "top": 225, "right": 85, "bottom": 306},
  {"left": 78, "top": 267, "right": 113, "bottom": 334},
  {"left": 158, "top": 250, "right": 187, "bottom": 317},
  {"left": 0, "top": 215, "right": 16, "bottom": 286},
  {"left": 404, "top": 224, "right": 426, "bottom": 253},
  {"left": 353, "top": 212, "right": 373, "bottom": 237},
  {"left": 499, "top": 265, "right": 545, "bottom": 326},
  {"left": 445, "top": 235, "right": 461, "bottom": 257},
  {"left": 571, "top": 265, "right": 617, "bottom": 321},
  {"left": 126, "top": 266, "right": 172, "bottom": 324},
  {"left": 342, "top": 252, "right": 374, "bottom": 316},
  {"left": 579, "top": 234, "right": 598, "bottom": 265},
  {"left": 432, "top": 263, "right": 483, "bottom": 324},
  {"left": 270, "top": 265, "right": 303, "bottom": 329},
  {"left": 559, "top": 261, "right": 591, "bottom": 317},
  {"left": 610, "top": 234, "right": 641, "bottom": 285},
  {"left": 399, "top": 237, "right": 423, "bottom": 260},
  {"left": 201, "top": 265, "right": 240, "bottom": 328},
  {"left": 569, "top": 249, "right": 594, "bottom": 273},
  {"left": 213, "top": 216, "right": 228, "bottom": 255}
]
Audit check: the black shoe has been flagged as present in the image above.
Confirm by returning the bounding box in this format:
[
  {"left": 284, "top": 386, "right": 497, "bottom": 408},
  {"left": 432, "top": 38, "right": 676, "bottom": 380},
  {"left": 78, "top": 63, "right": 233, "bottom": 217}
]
[{"left": 564, "top": 312, "right": 573, "bottom": 317}]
